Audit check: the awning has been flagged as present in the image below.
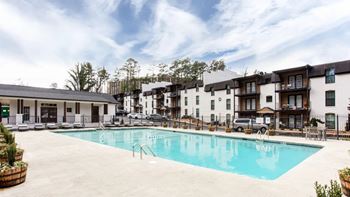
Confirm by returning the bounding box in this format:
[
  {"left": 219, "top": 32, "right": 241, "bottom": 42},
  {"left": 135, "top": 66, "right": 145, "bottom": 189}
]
[{"left": 257, "top": 107, "right": 274, "bottom": 114}]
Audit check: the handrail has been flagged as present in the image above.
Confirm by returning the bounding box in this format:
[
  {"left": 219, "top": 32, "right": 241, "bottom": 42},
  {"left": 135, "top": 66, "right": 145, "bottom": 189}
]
[
  {"left": 98, "top": 121, "right": 106, "bottom": 130},
  {"left": 132, "top": 143, "right": 156, "bottom": 159}
]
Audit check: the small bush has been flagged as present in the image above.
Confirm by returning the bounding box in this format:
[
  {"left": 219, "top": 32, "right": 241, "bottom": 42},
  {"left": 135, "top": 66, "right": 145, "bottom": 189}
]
[
  {"left": 7, "top": 143, "right": 17, "bottom": 166},
  {"left": 314, "top": 180, "right": 342, "bottom": 197}
]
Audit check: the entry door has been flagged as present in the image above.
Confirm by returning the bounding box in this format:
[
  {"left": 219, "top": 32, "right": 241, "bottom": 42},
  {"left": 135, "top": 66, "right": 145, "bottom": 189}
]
[
  {"left": 41, "top": 107, "right": 57, "bottom": 123},
  {"left": 91, "top": 106, "right": 99, "bottom": 123}
]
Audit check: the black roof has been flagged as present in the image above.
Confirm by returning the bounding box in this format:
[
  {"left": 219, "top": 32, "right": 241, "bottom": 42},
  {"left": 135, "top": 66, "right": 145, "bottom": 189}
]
[
  {"left": 204, "top": 80, "right": 234, "bottom": 92},
  {"left": 182, "top": 80, "right": 203, "bottom": 89},
  {"left": 309, "top": 60, "right": 350, "bottom": 78},
  {"left": 0, "top": 84, "right": 117, "bottom": 104}
]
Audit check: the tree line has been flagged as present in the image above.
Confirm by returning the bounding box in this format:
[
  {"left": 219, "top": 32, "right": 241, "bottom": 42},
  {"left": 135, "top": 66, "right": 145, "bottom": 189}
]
[{"left": 65, "top": 58, "right": 226, "bottom": 93}]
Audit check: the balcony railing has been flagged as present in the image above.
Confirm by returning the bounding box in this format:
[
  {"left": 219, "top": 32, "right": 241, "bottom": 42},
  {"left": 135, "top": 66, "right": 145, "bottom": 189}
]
[
  {"left": 276, "top": 103, "right": 310, "bottom": 112},
  {"left": 235, "top": 89, "right": 259, "bottom": 97},
  {"left": 275, "top": 84, "right": 309, "bottom": 92},
  {"left": 169, "top": 92, "right": 181, "bottom": 98}
]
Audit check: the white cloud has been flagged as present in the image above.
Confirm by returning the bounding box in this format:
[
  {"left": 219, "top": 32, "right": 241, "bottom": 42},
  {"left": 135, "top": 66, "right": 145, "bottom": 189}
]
[
  {"left": 141, "top": 1, "right": 208, "bottom": 60},
  {"left": 0, "top": 0, "right": 130, "bottom": 88}
]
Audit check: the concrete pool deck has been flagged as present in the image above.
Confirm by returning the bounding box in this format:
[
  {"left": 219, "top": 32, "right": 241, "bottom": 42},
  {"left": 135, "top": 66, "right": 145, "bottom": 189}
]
[{"left": 1, "top": 127, "right": 350, "bottom": 197}]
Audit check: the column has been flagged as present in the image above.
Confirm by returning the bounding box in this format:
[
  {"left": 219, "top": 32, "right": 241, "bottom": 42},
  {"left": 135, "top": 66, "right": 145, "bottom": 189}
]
[
  {"left": 63, "top": 101, "right": 66, "bottom": 122},
  {"left": 34, "top": 100, "right": 38, "bottom": 123}
]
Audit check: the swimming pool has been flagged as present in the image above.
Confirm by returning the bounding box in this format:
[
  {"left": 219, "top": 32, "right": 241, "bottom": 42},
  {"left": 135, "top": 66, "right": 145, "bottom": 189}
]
[{"left": 59, "top": 128, "right": 321, "bottom": 180}]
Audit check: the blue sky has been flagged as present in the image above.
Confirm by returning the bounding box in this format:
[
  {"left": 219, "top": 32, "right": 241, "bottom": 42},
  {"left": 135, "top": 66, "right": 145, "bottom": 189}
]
[{"left": 1, "top": 0, "right": 350, "bottom": 88}]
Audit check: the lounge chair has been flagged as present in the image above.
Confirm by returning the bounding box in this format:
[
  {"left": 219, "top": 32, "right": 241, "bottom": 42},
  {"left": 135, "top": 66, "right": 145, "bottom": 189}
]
[
  {"left": 47, "top": 123, "right": 58, "bottom": 129},
  {"left": 134, "top": 121, "right": 142, "bottom": 126},
  {"left": 61, "top": 123, "right": 73, "bottom": 129},
  {"left": 34, "top": 123, "right": 45, "bottom": 130},
  {"left": 113, "top": 122, "right": 121, "bottom": 127},
  {"left": 144, "top": 121, "right": 154, "bottom": 127},
  {"left": 73, "top": 123, "right": 84, "bottom": 128},
  {"left": 4, "top": 125, "right": 14, "bottom": 131},
  {"left": 103, "top": 122, "right": 114, "bottom": 127},
  {"left": 18, "top": 124, "right": 29, "bottom": 132}
]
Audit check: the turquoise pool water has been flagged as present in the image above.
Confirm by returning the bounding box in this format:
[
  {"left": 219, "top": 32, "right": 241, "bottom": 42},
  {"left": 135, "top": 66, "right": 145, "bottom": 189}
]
[{"left": 60, "top": 128, "right": 321, "bottom": 180}]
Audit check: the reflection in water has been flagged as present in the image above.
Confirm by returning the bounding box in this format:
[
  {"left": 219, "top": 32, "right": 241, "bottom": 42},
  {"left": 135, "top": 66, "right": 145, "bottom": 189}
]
[{"left": 62, "top": 129, "right": 320, "bottom": 180}]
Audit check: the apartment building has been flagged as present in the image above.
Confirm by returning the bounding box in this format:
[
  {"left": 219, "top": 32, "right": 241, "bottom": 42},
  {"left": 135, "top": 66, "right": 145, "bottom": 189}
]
[
  {"left": 113, "top": 93, "right": 125, "bottom": 111},
  {"left": 165, "top": 84, "right": 182, "bottom": 119},
  {"left": 233, "top": 73, "right": 276, "bottom": 124},
  {"left": 309, "top": 60, "right": 350, "bottom": 131},
  {"left": 273, "top": 66, "right": 311, "bottom": 129},
  {"left": 180, "top": 80, "right": 204, "bottom": 119}
]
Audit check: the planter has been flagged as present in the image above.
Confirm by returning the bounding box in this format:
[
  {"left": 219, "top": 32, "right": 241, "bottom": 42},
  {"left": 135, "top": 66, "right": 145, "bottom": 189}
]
[
  {"left": 173, "top": 125, "right": 178, "bottom": 129},
  {"left": 0, "top": 149, "right": 24, "bottom": 163},
  {"left": 0, "top": 143, "right": 7, "bottom": 150},
  {"left": 195, "top": 126, "right": 201, "bottom": 130},
  {"left": 208, "top": 127, "right": 215, "bottom": 132},
  {"left": 182, "top": 126, "right": 188, "bottom": 129},
  {"left": 0, "top": 163, "right": 28, "bottom": 188},
  {"left": 225, "top": 128, "right": 232, "bottom": 133},
  {"left": 163, "top": 125, "right": 168, "bottom": 128},
  {"left": 339, "top": 170, "right": 350, "bottom": 196},
  {"left": 244, "top": 129, "right": 252, "bottom": 135}
]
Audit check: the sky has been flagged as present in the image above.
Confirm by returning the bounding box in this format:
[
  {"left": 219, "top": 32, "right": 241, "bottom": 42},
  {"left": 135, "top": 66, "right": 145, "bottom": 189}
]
[{"left": 1, "top": 0, "right": 350, "bottom": 88}]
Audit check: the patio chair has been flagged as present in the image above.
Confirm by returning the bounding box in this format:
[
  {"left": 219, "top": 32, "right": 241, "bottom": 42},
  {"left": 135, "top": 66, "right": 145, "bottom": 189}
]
[
  {"left": 34, "top": 123, "right": 45, "bottom": 130},
  {"left": 47, "top": 123, "right": 58, "bottom": 129},
  {"left": 4, "top": 125, "right": 14, "bottom": 131},
  {"left": 18, "top": 124, "right": 29, "bottom": 132},
  {"left": 73, "top": 123, "right": 84, "bottom": 128},
  {"left": 61, "top": 123, "right": 73, "bottom": 129},
  {"left": 306, "top": 127, "right": 319, "bottom": 140}
]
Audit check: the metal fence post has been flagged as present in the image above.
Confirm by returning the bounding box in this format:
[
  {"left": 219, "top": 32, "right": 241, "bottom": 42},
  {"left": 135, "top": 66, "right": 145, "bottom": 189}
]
[
  {"left": 215, "top": 115, "right": 218, "bottom": 131},
  {"left": 201, "top": 115, "right": 204, "bottom": 130},
  {"left": 337, "top": 114, "right": 339, "bottom": 140},
  {"left": 82, "top": 115, "right": 85, "bottom": 127},
  {"left": 189, "top": 118, "right": 191, "bottom": 129}
]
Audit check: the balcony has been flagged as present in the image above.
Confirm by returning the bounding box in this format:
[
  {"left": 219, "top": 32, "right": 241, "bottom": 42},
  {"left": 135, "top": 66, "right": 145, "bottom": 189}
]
[
  {"left": 275, "top": 84, "right": 310, "bottom": 93},
  {"left": 169, "top": 92, "right": 180, "bottom": 98},
  {"left": 235, "top": 105, "right": 257, "bottom": 114},
  {"left": 235, "top": 90, "right": 260, "bottom": 97},
  {"left": 275, "top": 104, "right": 310, "bottom": 113},
  {"left": 132, "top": 94, "right": 140, "bottom": 99}
]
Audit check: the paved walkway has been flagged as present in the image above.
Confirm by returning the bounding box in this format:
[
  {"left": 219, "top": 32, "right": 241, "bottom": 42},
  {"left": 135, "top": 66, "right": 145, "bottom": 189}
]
[{"left": 1, "top": 128, "right": 350, "bottom": 197}]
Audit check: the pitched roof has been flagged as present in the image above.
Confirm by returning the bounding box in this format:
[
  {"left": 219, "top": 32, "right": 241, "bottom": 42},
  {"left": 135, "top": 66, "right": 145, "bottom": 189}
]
[
  {"left": 309, "top": 60, "right": 350, "bottom": 78},
  {"left": 0, "top": 84, "right": 117, "bottom": 104},
  {"left": 204, "top": 80, "right": 234, "bottom": 92}
]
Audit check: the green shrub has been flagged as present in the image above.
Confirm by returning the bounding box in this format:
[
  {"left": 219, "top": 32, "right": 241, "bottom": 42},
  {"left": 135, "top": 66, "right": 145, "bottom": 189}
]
[
  {"left": 314, "top": 180, "right": 342, "bottom": 197},
  {"left": 6, "top": 143, "right": 17, "bottom": 166},
  {"left": 339, "top": 167, "right": 350, "bottom": 180}
]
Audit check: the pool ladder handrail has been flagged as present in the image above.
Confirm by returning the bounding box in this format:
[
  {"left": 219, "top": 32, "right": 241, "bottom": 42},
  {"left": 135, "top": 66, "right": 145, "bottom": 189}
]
[
  {"left": 98, "top": 121, "right": 106, "bottom": 130},
  {"left": 256, "top": 129, "right": 269, "bottom": 141},
  {"left": 132, "top": 143, "right": 156, "bottom": 159}
]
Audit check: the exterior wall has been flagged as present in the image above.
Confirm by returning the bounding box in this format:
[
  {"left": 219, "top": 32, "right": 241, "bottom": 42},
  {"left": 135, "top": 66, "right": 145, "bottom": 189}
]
[
  {"left": 180, "top": 87, "right": 204, "bottom": 119},
  {"left": 141, "top": 95, "right": 153, "bottom": 115},
  {"left": 259, "top": 83, "right": 276, "bottom": 110},
  {"left": 124, "top": 95, "right": 132, "bottom": 113},
  {"left": 310, "top": 74, "right": 350, "bottom": 130},
  {"left": 1, "top": 98, "right": 116, "bottom": 124}
]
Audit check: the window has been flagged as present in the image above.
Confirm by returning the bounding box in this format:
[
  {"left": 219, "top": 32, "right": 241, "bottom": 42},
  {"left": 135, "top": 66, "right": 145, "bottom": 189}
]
[
  {"left": 211, "top": 88, "right": 215, "bottom": 96},
  {"left": 196, "top": 96, "right": 199, "bottom": 105},
  {"left": 226, "top": 85, "right": 231, "bottom": 95},
  {"left": 226, "top": 114, "right": 231, "bottom": 124},
  {"left": 185, "top": 97, "right": 188, "bottom": 106},
  {"left": 288, "top": 75, "right": 303, "bottom": 89},
  {"left": 325, "top": 68, "right": 335, "bottom": 83},
  {"left": 196, "top": 84, "right": 199, "bottom": 92},
  {"left": 185, "top": 88, "right": 187, "bottom": 93},
  {"left": 104, "top": 104, "right": 108, "bottom": 114},
  {"left": 246, "top": 82, "right": 256, "bottom": 93},
  {"left": 151, "top": 101, "right": 154, "bottom": 108},
  {"left": 246, "top": 98, "right": 256, "bottom": 110},
  {"left": 266, "top": 96, "right": 273, "bottom": 103},
  {"left": 210, "top": 114, "right": 215, "bottom": 122},
  {"left": 23, "top": 106, "right": 30, "bottom": 121},
  {"left": 226, "top": 99, "right": 231, "bottom": 110},
  {"left": 196, "top": 108, "right": 200, "bottom": 118},
  {"left": 67, "top": 107, "right": 72, "bottom": 113},
  {"left": 325, "top": 113, "right": 335, "bottom": 129},
  {"left": 166, "top": 99, "right": 169, "bottom": 103},
  {"left": 185, "top": 109, "right": 188, "bottom": 116},
  {"left": 325, "top": 91, "right": 335, "bottom": 106},
  {"left": 288, "top": 95, "right": 303, "bottom": 108},
  {"left": 211, "top": 100, "right": 215, "bottom": 110}
]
